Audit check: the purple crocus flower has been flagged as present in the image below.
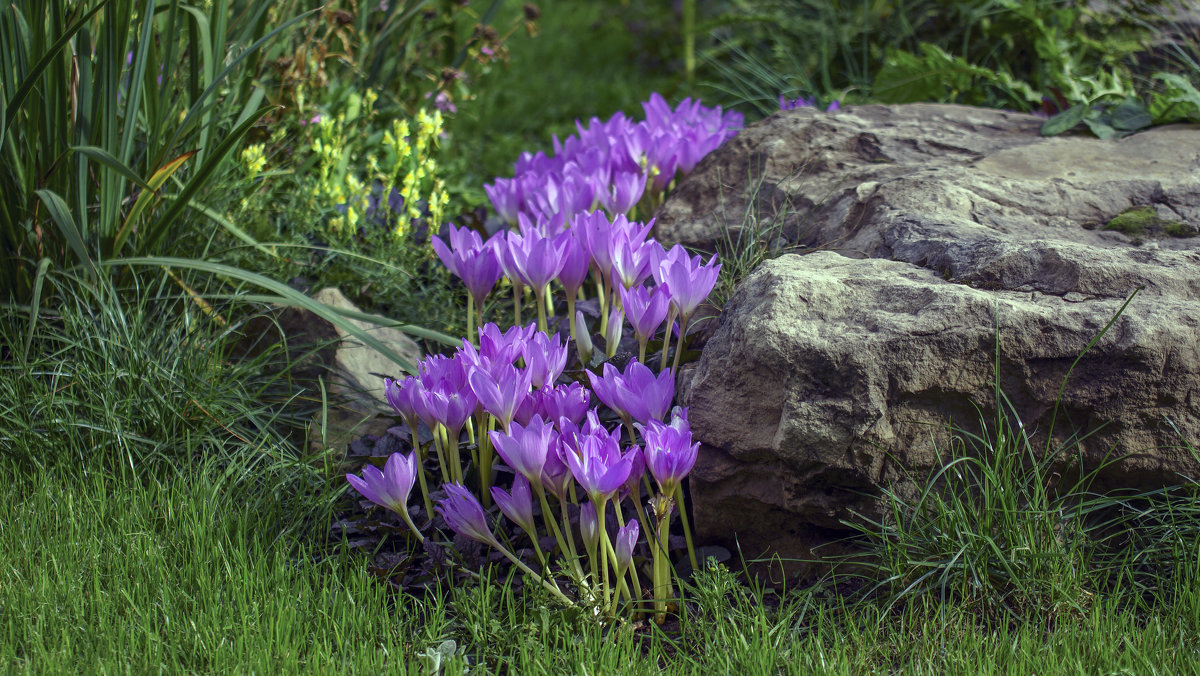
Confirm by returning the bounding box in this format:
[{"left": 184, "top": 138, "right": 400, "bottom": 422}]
[
  {"left": 431, "top": 223, "right": 503, "bottom": 305},
  {"left": 565, "top": 426, "right": 634, "bottom": 504},
  {"left": 538, "top": 382, "right": 591, "bottom": 429},
  {"left": 587, "top": 361, "right": 631, "bottom": 420},
  {"left": 522, "top": 331, "right": 568, "bottom": 389},
  {"left": 555, "top": 229, "right": 592, "bottom": 300},
  {"left": 614, "top": 360, "right": 675, "bottom": 424},
  {"left": 609, "top": 234, "right": 663, "bottom": 291},
  {"left": 346, "top": 451, "right": 417, "bottom": 514},
  {"left": 384, "top": 376, "right": 423, "bottom": 428},
  {"left": 469, "top": 363, "right": 531, "bottom": 432},
  {"left": 422, "top": 377, "right": 477, "bottom": 437},
  {"left": 506, "top": 222, "right": 569, "bottom": 291},
  {"left": 638, "top": 409, "right": 699, "bottom": 496},
  {"left": 437, "top": 483, "right": 499, "bottom": 546},
  {"left": 599, "top": 170, "right": 646, "bottom": 215},
  {"left": 619, "top": 283, "right": 670, "bottom": 344},
  {"left": 615, "top": 519, "right": 640, "bottom": 571},
  {"left": 484, "top": 177, "right": 522, "bottom": 224},
  {"left": 490, "top": 414, "right": 557, "bottom": 486},
  {"left": 657, "top": 246, "right": 721, "bottom": 320},
  {"left": 587, "top": 359, "right": 674, "bottom": 425},
  {"left": 491, "top": 474, "right": 536, "bottom": 536}
]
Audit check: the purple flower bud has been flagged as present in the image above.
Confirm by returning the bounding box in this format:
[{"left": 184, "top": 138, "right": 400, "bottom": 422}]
[
  {"left": 542, "top": 439, "right": 574, "bottom": 501},
  {"left": 491, "top": 475, "right": 536, "bottom": 536},
  {"left": 436, "top": 483, "right": 499, "bottom": 546},
  {"left": 579, "top": 502, "right": 599, "bottom": 552},
  {"left": 346, "top": 451, "right": 417, "bottom": 515},
  {"left": 615, "top": 519, "right": 640, "bottom": 571}
]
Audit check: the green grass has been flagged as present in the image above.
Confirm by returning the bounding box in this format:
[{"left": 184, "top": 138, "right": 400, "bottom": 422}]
[
  {"left": 5, "top": 462, "right": 1200, "bottom": 673},
  {"left": 6, "top": 272, "right": 1200, "bottom": 673}
]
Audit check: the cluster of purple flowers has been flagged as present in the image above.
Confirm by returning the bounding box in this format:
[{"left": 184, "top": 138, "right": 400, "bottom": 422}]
[
  {"left": 484, "top": 93, "right": 743, "bottom": 224},
  {"left": 348, "top": 92, "right": 738, "bottom": 619}
]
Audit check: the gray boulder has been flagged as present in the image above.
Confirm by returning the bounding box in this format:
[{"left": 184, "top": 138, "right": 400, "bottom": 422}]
[{"left": 666, "top": 104, "right": 1200, "bottom": 577}]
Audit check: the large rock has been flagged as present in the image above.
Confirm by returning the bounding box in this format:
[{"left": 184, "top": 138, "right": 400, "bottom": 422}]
[
  {"left": 666, "top": 104, "right": 1200, "bottom": 578},
  {"left": 235, "top": 287, "right": 422, "bottom": 452}
]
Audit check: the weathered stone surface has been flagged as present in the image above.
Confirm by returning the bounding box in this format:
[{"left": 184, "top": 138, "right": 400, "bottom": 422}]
[
  {"left": 665, "top": 104, "right": 1200, "bottom": 577},
  {"left": 234, "top": 287, "right": 420, "bottom": 452}
]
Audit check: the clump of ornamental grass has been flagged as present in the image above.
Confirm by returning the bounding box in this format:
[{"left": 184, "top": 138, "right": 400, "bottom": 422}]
[{"left": 843, "top": 291, "right": 1144, "bottom": 624}]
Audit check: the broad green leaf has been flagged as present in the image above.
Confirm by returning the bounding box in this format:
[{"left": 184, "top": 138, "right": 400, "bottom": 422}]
[
  {"left": 1083, "top": 118, "right": 1117, "bottom": 140},
  {"left": 1040, "top": 104, "right": 1086, "bottom": 136},
  {"left": 1109, "top": 97, "right": 1152, "bottom": 131}
]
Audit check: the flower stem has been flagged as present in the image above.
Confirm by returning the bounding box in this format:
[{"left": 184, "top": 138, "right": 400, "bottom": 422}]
[
  {"left": 674, "top": 484, "right": 698, "bottom": 573},
  {"left": 410, "top": 425, "right": 434, "bottom": 519}
]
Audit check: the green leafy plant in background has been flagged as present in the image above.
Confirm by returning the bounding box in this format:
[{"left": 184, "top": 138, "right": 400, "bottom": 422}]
[{"left": 696, "top": 0, "right": 1190, "bottom": 121}]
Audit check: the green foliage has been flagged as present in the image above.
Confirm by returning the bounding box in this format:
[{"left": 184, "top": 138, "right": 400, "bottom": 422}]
[
  {"left": 0, "top": 0, "right": 301, "bottom": 301},
  {"left": 698, "top": 0, "right": 1176, "bottom": 119}
]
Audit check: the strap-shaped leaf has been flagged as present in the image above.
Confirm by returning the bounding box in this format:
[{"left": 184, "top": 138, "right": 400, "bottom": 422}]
[
  {"left": 34, "top": 188, "right": 93, "bottom": 275},
  {"left": 141, "top": 106, "right": 273, "bottom": 253},
  {"left": 105, "top": 257, "right": 435, "bottom": 373},
  {"left": 71, "top": 145, "right": 153, "bottom": 191},
  {"left": 113, "top": 150, "right": 197, "bottom": 254},
  {"left": 1, "top": 0, "right": 110, "bottom": 141},
  {"left": 22, "top": 257, "right": 51, "bottom": 362}
]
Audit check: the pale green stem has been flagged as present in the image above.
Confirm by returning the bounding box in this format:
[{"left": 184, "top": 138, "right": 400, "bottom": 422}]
[
  {"left": 479, "top": 416, "right": 496, "bottom": 507},
  {"left": 512, "top": 282, "right": 523, "bottom": 326},
  {"left": 674, "top": 483, "right": 698, "bottom": 573},
  {"left": 432, "top": 433, "right": 450, "bottom": 485},
  {"left": 638, "top": 336, "right": 648, "bottom": 364},
  {"left": 487, "top": 536, "right": 575, "bottom": 607},
  {"left": 671, "top": 313, "right": 692, "bottom": 374},
  {"left": 659, "top": 307, "right": 678, "bottom": 373},
  {"left": 466, "top": 294, "right": 475, "bottom": 347},
  {"left": 409, "top": 424, "right": 434, "bottom": 519},
  {"left": 653, "top": 505, "right": 673, "bottom": 624},
  {"left": 596, "top": 499, "right": 612, "bottom": 610},
  {"left": 566, "top": 293, "right": 578, "bottom": 346},
  {"left": 535, "top": 286, "right": 548, "bottom": 334}
]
